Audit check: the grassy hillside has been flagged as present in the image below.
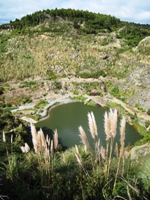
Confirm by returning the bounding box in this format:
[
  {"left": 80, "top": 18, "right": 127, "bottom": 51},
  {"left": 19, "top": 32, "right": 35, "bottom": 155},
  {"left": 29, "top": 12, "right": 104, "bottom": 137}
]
[
  {"left": 0, "top": 9, "right": 150, "bottom": 111},
  {"left": 0, "top": 8, "right": 149, "bottom": 81}
]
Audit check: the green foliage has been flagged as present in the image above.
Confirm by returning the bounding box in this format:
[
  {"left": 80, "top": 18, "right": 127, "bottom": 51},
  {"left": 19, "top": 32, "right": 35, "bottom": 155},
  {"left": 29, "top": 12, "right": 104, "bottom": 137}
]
[
  {"left": 110, "top": 86, "right": 121, "bottom": 98},
  {"left": 22, "top": 97, "right": 32, "bottom": 104},
  {"left": 73, "top": 95, "right": 87, "bottom": 101},
  {"left": 0, "top": 108, "right": 29, "bottom": 153},
  {"left": 73, "top": 19, "right": 80, "bottom": 29},
  {"left": 1, "top": 8, "right": 122, "bottom": 33},
  {"left": 52, "top": 81, "right": 62, "bottom": 90},
  {"left": 135, "top": 103, "right": 146, "bottom": 112},
  {"left": 19, "top": 81, "right": 37, "bottom": 88},
  {"left": 0, "top": 34, "right": 11, "bottom": 53},
  {"left": 116, "top": 24, "right": 150, "bottom": 47},
  {"left": 145, "top": 120, "right": 150, "bottom": 128},
  {"left": 147, "top": 109, "right": 150, "bottom": 115},
  {"left": 135, "top": 133, "right": 150, "bottom": 145},
  {"left": 34, "top": 99, "right": 48, "bottom": 109},
  {"left": 79, "top": 69, "right": 106, "bottom": 78},
  {"left": 0, "top": 86, "right": 4, "bottom": 95},
  {"left": 138, "top": 156, "right": 150, "bottom": 192}
]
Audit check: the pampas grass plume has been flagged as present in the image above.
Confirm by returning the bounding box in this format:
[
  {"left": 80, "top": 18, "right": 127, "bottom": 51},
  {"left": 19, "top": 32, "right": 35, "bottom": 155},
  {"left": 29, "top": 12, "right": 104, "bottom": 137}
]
[
  {"left": 2, "top": 131, "right": 6, "bottom": 142},
  {"left": 79, "top": 126, "right": 90, "bottom": 151},
  {"left": 54, "top": 129, "right": 58, "bottom": 149},
  {"left": 104, "top": 112, "right": 111, "bottom": 141}
]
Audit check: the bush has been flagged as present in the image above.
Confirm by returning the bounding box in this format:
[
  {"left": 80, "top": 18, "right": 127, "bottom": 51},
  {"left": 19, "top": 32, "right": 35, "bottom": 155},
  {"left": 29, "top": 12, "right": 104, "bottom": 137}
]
[
  {"left": 34, "top": 99, "right": 48, "bottom": 109},
  {"left": 147, "top": 109, "right": 150, "bottom": 115},
  {"left": 0, "top": 86, "right": 4, "bottom": 95},
  {"left": 19, "top": 81, "right": 37, "bottom": 88},
  {"left": 22, "top": 97, "right": 32, "bottom": 104},
  {"left": 52, "top": 81, "right": 62, "bottom": 90},
  {"left": 110, "top": 86, "right": 120, "bottom": 98},
  {"left": 145, "top": 120, "right": 150, "bottom": 128}
]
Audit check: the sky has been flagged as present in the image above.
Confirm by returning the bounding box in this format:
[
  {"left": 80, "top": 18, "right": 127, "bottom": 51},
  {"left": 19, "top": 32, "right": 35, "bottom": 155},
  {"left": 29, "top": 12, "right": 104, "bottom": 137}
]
[{"left": 0, "top": 0, "right": 150, "bottom": 25}]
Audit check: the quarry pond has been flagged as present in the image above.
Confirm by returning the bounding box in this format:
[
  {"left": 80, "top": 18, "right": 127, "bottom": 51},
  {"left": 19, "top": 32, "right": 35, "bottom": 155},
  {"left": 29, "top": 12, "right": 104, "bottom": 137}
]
[{"left": 36, "top": 102, "right": 142, "bottom": 148}]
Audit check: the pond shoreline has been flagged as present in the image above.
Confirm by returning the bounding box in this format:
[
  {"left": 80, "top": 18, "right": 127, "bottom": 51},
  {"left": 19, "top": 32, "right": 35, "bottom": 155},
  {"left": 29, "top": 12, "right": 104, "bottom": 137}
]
[
  {"left": 37, "top": 94, "right": 109, "bottom": 123},
  {"left": 11, "top": 93, "right": 149, "bottom": 138},
  {"left": 37, "top": 97, "right": 78, "bottom": 122}
]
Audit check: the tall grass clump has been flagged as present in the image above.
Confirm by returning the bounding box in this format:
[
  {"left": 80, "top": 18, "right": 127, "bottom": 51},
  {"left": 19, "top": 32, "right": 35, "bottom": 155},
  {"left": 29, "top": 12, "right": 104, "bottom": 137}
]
[
  {"left": 77, "top": 109, "right": 142, "bottom": 199},
  {"left": 78, "top": 109, "right": 124, "bottom": 178},
  {"left": 20, "top": 123, "right": 59, "bottom": 188}
]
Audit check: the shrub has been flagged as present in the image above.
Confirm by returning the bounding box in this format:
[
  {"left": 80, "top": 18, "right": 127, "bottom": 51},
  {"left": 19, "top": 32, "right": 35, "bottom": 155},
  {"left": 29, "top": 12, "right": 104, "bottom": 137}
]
[
  {"left": 110, "top": 86, "right": 120, "bottom": 98},
  {"left": 147, "top": 109, "right": 150, "bottom": 115},
  {"left": 52, "top": 81, "right": 62, "bottom": 90},
  {"left": 34, "top": 99, "right": 48, "bottom": 109},
  {"left": 138, "top": 156, "right": 150, "bottom": 193},
  {"left": 145, "top": 120, "right": 150, "bottom": 128},
  {"left": 0, "top": 86, "right": 4, "bottom": 95}
]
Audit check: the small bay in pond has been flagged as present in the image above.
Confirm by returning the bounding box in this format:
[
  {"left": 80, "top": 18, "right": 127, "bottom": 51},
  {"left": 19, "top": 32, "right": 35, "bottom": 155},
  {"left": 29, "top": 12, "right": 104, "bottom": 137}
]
[{"left": 36, "top": 102, "right": 142, "bottom": 148}]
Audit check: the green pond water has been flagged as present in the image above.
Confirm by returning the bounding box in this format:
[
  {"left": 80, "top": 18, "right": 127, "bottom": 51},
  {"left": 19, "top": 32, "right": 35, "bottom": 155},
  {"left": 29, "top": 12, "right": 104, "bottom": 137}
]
[{"left": 36, "top": 102, "right": 142, "bottom": 148}]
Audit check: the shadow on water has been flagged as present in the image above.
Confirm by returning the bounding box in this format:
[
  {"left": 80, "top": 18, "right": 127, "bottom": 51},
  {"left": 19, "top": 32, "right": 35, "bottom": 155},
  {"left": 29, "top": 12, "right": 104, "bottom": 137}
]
[{"left": 36, "top": 126, "right": 68, "bottom": 150}]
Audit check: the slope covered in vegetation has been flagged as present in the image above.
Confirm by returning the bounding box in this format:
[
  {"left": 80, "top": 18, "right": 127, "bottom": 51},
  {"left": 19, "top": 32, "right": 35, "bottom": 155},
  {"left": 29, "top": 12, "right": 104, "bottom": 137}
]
[{"left": 0, "top": 8, "right": 150, "bottom": 111}]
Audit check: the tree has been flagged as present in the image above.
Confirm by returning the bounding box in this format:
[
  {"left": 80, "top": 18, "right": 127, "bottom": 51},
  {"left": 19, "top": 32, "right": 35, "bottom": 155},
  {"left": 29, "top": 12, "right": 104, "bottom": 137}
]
[{"left": 73, "top": 20, "right": 80, "bottom": 29}]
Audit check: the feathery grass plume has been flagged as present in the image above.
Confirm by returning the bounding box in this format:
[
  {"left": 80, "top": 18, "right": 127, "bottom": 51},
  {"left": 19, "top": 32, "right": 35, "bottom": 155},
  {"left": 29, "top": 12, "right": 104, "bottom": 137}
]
[
  {"left": 2, "top": 131, "right": 6, "bottom": 142},
  {"left": 120, "top": 116, "right": 126, "bottom": 157},
  {"left": 50, "top": 140, "right": 54, "bottom": 156},
  {"left": 104, "top": 112, "right": 111, "bottom": 141},
  {"left": 88, "top": 112, "right": 97, "bottom": 139},
  {"left": 95, "top": 138, "right": 101, "bottom": 161},
  {"left": 111, "top": 109, "right": 118, "bottom": 138},
  {"left": 20, "top": 143, "right": 30, "bottom": 153},
  {"left": 109, "top": 108, "right": 113, "bottom": 134},
  {"left": 104, "top": 111, "right": 110, "bottom": 179},
  {"left": 40, "top": 128, "right": 47, "bottom": 149},
  {"left": 79, "top": 125, "right": 90, "bottom": 151},
  {"left": 20, "top": 146, "right": 25, "bottom": 153},
  {"left": 11, "top": 134, "right": 13, "bottom": 144},
  {"left": 37, "top": 128, "right": 47, "bottom": 151},
  {"left": 46, "top": 134, "right": 51, "bottom": 147},
  {"left": 100, "top": 146, "right": 106, "bottom": 160},
  {"left": 75, "top": 144, "right": 80, "bottom": 155},
  {"left": 53, "top": 129, "right": 58, "bottom": 149},
  {"left": 75, "top": 152, "right": 82, "bottom": 165},
  {"left": 91, "top": 112, "right": 98, "bottom": 136},
  {"left": 75, "top": 145, "right": 82, "bottom": 165},
  {"left": 37, "top": 130, "right": 42, "bottom": 151},
  {"left": 25, "top": 143, "right": 30, "bottom": 152},
  {"left": 104, "top": 109, "right": 118, "bottom": 180},
  {"left": 30, "top": 123, "right": 38, "bottom": 153}
]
